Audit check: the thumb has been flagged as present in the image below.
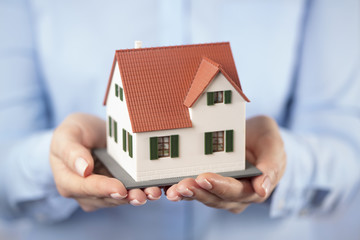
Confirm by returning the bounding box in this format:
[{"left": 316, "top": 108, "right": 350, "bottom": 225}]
[
  {"left": 51, "top": 114, "right": 106, "bottom": 177},
  {"left": 53, "top": 139, "right": 95, "bottom": 177},
  {"left": 251, "top": 153, "right": 285, "bottom": 198}
]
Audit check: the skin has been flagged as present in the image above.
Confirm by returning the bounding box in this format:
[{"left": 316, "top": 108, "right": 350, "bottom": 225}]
[
  {"left": 50, "top": 113, "right": 162, "bottom": 212},
  {"left": 166, "top": 115, "right": 287, "bottom": 213},
  {"left": 50, "top": 114, "right": 286, "bottom": 213}
]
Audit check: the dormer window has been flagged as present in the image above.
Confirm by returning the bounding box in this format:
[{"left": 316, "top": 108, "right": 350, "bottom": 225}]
[
  {"left": 207, "top": 90, "right": 232, "bottom": 105},
  {"left": 214, "top": 91, "right": 223, "bottom": 103},
  {"left": 157, "top": 136, "right": 170, "bottom": 158}
]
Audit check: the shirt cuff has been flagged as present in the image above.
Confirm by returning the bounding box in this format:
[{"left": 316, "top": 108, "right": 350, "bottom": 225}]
[{"left": 269, "top": 128, "right": 328, "bottom": 218}]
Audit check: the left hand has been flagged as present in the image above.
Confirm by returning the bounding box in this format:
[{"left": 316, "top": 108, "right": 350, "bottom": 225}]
[{"left": 165, "top": 115, "right": 286, "bottom": 213}]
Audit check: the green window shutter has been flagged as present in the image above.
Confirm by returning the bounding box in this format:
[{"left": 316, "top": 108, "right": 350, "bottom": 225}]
[
  {"left": 108, "top": 116, "right": 112, "bottom": 137},
  {"left": 226, "top": 130, "right": 234, "bottom": 152},
  {"left": 170, "top": 135, "right": 179, "bottom": 158},
  {"left": 150, "top": 137, "right": 158, "bottom": 160},
  {"left": 128, "top": 133, "right": 133, "bottom": 158},
  {"left": 115, "top": 84, "right": 119, "bottom": 97},
  {"left": 114, "top": 121, "right": 118, "bottom": 143},
  {"left": 120, "top": 87, "right": 124, "bottom": 101},
  {"left": 225, "top": 90, "right": 232, "bottom": 104},
  {"left": 204, "top": 132, "right": 213, "bottom": 155},
  {"left": 207, "top": 92, "right": 214, "bottom": 106},
  {"left": 122, "top": 129, "right": 127, "bottom": 152}
]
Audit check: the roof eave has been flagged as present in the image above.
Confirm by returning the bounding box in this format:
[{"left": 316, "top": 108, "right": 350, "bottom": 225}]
[{"left": 103, "top": 55, "right": 118, "bottom": 106}]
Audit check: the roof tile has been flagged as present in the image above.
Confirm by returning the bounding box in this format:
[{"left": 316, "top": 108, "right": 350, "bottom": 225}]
[{"left": 104, "top": 42, "right": 248, "bottom": 133}]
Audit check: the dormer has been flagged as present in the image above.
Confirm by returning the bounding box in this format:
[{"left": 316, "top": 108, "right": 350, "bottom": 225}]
[{"left": 184, "top": 57, "right": 249, "bottom": 108}]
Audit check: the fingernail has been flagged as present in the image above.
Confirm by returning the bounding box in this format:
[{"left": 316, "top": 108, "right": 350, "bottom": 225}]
[
  {"left": 130, "top": 199, "right": 147, "bottom": 206},
  {"left": 176, "top": 186, "right": 194, "bottom": 197},
  {"left": 75, "top": 157, "right": 88, "bottom": 177},
  {"left": 110, "top": 193, "right": 127, "bottom": 200},
  {"left": 196, "top": 178, "right": 213, "bottom": 190},
  {"left": 166, "top": 191, "right": 182, "bottom": 201},
  {"left": 262, "top": 176, "right": 271, "bottom": 196},
  {"left": 166, "top": 195, "right": 182, "bottom": 202},
  {"left": 147, "top": 194, "right": 161, "bottom": 200}
]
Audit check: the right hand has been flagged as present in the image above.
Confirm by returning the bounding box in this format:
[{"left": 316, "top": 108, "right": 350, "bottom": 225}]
[{"left": 50, "top": 113, "right": 162, "bottom": 212}]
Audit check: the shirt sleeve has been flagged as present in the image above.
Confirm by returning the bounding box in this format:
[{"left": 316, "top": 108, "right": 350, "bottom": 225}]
[
  {"left": 0, "top": 0, "right": 78, "bottom": 222},
  {"left": 270, "top": 0, "right": 360, "bottom": 217}
]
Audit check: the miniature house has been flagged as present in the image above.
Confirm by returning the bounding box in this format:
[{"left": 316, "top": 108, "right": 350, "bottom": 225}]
[{"left": 103, "top": 42, "right": 250, "bottom": 182}]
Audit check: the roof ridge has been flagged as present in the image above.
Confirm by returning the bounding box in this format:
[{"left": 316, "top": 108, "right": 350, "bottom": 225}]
[
  {"left": 201, "top": 56, "right": 221, "bottom": 68},
  {"left": 115, "top": 42, "right": 230, "bottom": 53}
]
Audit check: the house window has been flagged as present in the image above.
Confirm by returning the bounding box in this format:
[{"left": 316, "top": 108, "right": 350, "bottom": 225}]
[
  {"left": 207, "top": 90, "right": 231, "bottom": 105},
  {"left": 214, "top": 91, "right": 223, "bottom": 103},
  {"left": 205, "top": 130, "right": 233, "bottom": 154},
  {"left": 150, "top": 135, "right": 179, "bottom": 160},
  {"left": 212, "top": 131, "right": 224, "bottom": 152},
  {"left": 158, "top": 136, "right": 170, "bottom": 158}
]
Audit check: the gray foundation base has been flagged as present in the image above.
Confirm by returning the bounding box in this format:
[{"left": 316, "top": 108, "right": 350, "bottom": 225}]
[{"left": 92, "top": 148, "right": 262, "bottom": 189}]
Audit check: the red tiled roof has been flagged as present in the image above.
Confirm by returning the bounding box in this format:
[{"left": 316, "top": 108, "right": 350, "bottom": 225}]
[
  {"left": 184, "top": 57, "right": 249, "bottom": 108},
  {"left": 103, "top": 42, "right": 249, "bottom": 133}
]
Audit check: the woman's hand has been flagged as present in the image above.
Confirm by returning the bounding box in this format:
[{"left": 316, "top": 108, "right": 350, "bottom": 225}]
[
  {"left": 166, "top": 115, "right": 286, "bottom": 213},
  {"left": 50, "top": 113, "right": 162, "bottom": 212}
]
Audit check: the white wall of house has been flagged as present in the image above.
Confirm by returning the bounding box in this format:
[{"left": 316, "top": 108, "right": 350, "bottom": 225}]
[
  {"left": 106, "top": 61, "right": 137, "bottom": 178},
  {"left": 134, "top": 72, "right": 246, "bottom": 181}
]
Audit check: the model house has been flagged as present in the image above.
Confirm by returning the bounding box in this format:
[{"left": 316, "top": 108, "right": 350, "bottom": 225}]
[{"left": 103, "top": 42, "right": 250, "bottom": 182}]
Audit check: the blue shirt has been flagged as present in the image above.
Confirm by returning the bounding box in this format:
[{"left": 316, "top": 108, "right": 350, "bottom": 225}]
[{"left": 1, "top": 0, "right": 360, "bottom": 239}]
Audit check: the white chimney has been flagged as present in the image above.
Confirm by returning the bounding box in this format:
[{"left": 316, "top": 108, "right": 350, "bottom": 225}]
[{"left": 134, "top": 40, "right": 142, "bottom": 49}]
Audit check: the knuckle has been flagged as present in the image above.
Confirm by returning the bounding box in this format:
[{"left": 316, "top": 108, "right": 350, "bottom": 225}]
[
  {"left": 216, "top": 185, "right": 228, "bottom": 196},
  {"left": 80, "top": 181, "right": 90, "bottom": 196},
  {"left": 57, "top": 186, "right": 72, "bottom": 198}
]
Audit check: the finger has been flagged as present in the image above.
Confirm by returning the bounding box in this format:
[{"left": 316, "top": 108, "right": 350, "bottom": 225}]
[
  {"left": 252, "top": 150, "right": 286, "bottom": 198},
  {"left": 62, "top": 113, "right": 107, "bottom": 149},
  {"left": 51, "top": 114, "right": 106, "bottom": 177},
  {"left": 78, "top": 197, "right": 125, "bottom": 212},
  {"left": 59, "top": 141, "right": 95, "bottom": 177},
  {"left": 175, "top": 178, "right": 250, "bottom": 211},
  {"left": 51, "top": 129, "right": 94, "bottom": 177},
  {"left": 144, "top": 187, "right": 162, "bottom": 200},
  {"left": 52, "top": 158, "right": 127, "bottom": 199},
  {"left": 227, "top": 202, "right": 250, "bottom": 214},
  {"left": 166, "top": 184, "right": 183, "bottom": 202},
  {"left": 128, "top": 189, "right": 148, "bottom": 206},
  {"left": 195, "top": 173, "right": 254, "bottom": 201},
  {"left": 175, "top": 178, "right": 198, "bottom": 198},
  {"left": 103, "top": 196, "right": 129, "bottom": 206},
  {"left": 176, "top": 179, "right": 227, "bottom": 208}
]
